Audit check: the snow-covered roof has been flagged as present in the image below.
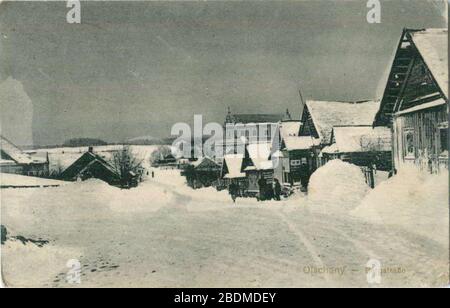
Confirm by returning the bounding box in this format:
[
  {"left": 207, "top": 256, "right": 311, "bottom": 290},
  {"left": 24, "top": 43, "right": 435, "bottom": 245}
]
[
  {"left": 321, "top": 144, "right": 339, "bottom": 155},
  {"left": 0, "top": 159, "right": 17, "bottom": 166},
  {"left": 411, "top": 29, "right": 448, "bottom": 98},
  {"left": 322, "top": 126, "right": 392, "bottom": 154},
  {"left": 306, "top": 100, "right": 381, "bottom": 144},
  {"left": 280, "top": 121, "right": 301, "bottom": 139},
  {"left": 283, "top": 136, "right": 321, "bottom": 151},
  {"left": 245, "top": 142, "right": 273, "bottom": 171},
  {"left": 61, "top": 151, "right": 119, "bottom": 180},
  {"left": 0, "top": 135, "right": 33, "bottom": 164},
  {"left": 222, "top": 154, "right": 246, "bottom": 179},
  {"left": 29, "top": 152, "right": 48, "bottom": 164},
  {"left": 193, "top": 156, "right": 221, "bottom": 170}
]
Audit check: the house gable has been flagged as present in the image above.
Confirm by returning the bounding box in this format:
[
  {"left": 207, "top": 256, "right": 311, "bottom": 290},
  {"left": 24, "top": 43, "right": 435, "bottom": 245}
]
[
  {"left": 299, "top": 105, "right": 320, "bottom": 139},
  {"left": 1, "top": 149, "right": 15, "bottom": 162},
  {"left": 60, "top": 151, "right": 120, "bottom": 182},
  {"left": 374, "top": 28, "right": 448, "bottom": 126}
]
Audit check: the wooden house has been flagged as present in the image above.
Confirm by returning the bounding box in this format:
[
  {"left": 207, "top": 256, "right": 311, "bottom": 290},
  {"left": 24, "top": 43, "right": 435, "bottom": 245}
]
[
  {"left": 60, "top": 147, "right": 122, "bottom": 186},
  {"left": 220, "top": 154, "right": 248, "bottom": 195},
  {"left": 374, "top": 28, "right": 448, "bottom": 174},
  {"left": 243, "top": 142, "right": 274, "bottom": 196},
  {"left": 183, "top": 157, "right": 222, "bottom": 189},
  {"left": 0, "top": 135, "right": 49, "bottom": 177},
  {"left": 273, "top": 120, "right": 319, "bottom": 187}
]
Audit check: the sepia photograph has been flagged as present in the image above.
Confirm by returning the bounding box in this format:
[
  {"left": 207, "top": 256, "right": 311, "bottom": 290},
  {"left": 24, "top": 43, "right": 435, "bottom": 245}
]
[{"left": 0, "top": 0, "right": 448, "bottom": 291}]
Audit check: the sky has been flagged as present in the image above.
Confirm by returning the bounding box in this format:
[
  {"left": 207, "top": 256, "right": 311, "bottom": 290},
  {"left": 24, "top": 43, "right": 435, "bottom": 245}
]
[{"left": 0, "top": 0, "right": 447, "bottom": 146}]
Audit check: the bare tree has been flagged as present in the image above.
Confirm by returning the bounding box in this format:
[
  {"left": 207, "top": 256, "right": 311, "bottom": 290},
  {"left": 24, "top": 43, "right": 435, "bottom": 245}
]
[
  {"left": 50, "top": 160, "right": 65, "bottom": 179},
  {"left": 112, "top": 146, "right": 144, "bottom": 187}
]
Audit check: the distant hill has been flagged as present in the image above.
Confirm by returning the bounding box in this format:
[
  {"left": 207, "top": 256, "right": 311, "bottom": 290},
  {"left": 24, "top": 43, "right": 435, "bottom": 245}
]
[
  {"left": 125, "top": 136, "right": 164, "bottom": 145},
  {"left": 125, "top": 136, "right": 175, "bottom": 145},
  {"left": 63, "top": 138, "right": 108, "bottom": 147}
]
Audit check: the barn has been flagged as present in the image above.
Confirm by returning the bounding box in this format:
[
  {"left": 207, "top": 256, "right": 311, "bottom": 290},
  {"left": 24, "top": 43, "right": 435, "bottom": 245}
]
[
  {"left": 0, "top": 135, "right": 49, "bottom": 177},
  {"left": 374, "top": 28, "right": 448, "bottom": 174}
]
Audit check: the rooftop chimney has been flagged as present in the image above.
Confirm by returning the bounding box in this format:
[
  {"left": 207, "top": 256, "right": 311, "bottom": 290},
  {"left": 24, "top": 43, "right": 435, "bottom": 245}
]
[{"left": 88, "top": 146, "right": 94, "bottom": 153}]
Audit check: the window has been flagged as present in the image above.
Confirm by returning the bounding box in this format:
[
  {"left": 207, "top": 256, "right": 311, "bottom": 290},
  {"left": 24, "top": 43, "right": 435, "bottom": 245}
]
[
  {"left": 290, "top": 160, "right": 302, "bottom": 166},
  {"left": 404, "top": 130, "right": 415, "bottom": 158}
]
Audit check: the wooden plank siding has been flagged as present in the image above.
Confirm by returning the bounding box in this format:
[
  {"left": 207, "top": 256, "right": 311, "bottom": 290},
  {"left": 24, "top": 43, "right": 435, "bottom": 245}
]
[{"left": 393, "top": 105, "right": 448, "bottom": 174}]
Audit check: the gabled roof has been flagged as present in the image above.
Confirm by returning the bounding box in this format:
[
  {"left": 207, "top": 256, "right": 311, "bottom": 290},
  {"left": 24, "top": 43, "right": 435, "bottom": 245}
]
[
  {"left": 279, "top": 121, "right": 301, "bottom": 139},
  {"left": 222, "top": 154, "right": 246, "bottom": 179},
  {"left": 322, "top": 126, "right": 392, "bottom": 154},
  {"left": 304, "top": 100, "right": 380, "bottom": 145},
  {"left": 283, "top": 136, "right": 321, "bottom": 151},
  {"left": 193, "top": 157, "right": 221, "bottom": 171},
  {"left": 60, "top": 151, "right": 119, "bottom": 180},
  {"left": 245, "top": 142, "right": 273, "bottom": 171},
  {"left": 411, "top": 29, "right": 448, "bottom": 98},
  {"left": 374, "top": 28, "right": 448, "bottom": 126},
  {"left": 0, "top": 135, "right": 33, "bottom": 164}
]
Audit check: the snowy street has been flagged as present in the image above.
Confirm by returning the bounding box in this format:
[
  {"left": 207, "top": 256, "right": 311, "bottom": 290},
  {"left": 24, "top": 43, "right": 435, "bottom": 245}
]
[{"left": 1, "top": 169, "right": 448, "bottom": 288}]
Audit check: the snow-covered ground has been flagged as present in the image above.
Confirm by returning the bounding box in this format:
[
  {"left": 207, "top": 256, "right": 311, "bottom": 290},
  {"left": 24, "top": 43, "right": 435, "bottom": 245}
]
[
  {"left": 1, "top": 159, "right": 448, "bottom": 287},
  {"left": 0, "top": 173, "right": 68, "bottom": 187}
]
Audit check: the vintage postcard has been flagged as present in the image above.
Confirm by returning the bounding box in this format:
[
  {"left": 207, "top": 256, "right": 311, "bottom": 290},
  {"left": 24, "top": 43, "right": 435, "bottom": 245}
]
[{"left": 0, "top": 0, "right": 448, "bottom": 290}]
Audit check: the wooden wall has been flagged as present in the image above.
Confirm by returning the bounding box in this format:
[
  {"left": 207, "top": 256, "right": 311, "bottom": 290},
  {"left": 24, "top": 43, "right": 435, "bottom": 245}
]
[{"left": 393, "top": 105, "right": 448, "bottom": 173}]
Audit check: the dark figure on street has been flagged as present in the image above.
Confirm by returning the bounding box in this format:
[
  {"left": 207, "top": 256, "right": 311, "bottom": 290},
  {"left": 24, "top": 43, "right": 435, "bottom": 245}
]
[
  {"left": 300, "top": 163, "right": 311, "bottom": 189},
  {"left": 258, "top": 178, "right": 266, "bottom": 201},
  {"left": 273, "top": 179, "right": 282, "bottom": 201},
  {"left": 258, "top": 178, "right": 274, "bottom": 201},
  {"left": 152, "top": 171, "right": 155, "bottom": 178},
  {"left": 229, "top": 182, "right": 238, "bottom": 203}
]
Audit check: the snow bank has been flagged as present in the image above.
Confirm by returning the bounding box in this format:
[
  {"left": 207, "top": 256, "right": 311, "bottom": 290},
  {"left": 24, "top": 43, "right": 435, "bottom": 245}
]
[
  {"left": 0, "top": 173, "right": 68, "bottom": 187},
  {"left": 352, "top": 168, "right": 449, "bottom": 246},
  {"left": 2, "top": 239, "right": 82, "bottom": 287},
  {"left": 106, "top": 182, "right": 176, "bottom": 213},
  {"left": 308, "top": 159, "right": 369, "bottom": 212},
  {"left": 63, "top": 179, "right": 175, "bottom": 213}
]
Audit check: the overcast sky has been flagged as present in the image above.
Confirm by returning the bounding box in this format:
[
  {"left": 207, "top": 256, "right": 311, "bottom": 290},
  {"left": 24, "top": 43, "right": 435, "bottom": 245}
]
[{"left": 0, "top": 0, "right": 447, "bottom": 146}]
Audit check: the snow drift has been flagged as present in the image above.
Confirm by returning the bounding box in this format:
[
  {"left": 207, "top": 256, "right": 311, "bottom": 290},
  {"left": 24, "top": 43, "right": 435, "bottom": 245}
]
[
  {"left": 2, "top": 239, "right": 81, "bottom": 287},
  {"left": 352, "top": 167, "right": 449, "bottom": 246},
  {"left": 308, "top": 159, "right": 369, "bottom": 211}
]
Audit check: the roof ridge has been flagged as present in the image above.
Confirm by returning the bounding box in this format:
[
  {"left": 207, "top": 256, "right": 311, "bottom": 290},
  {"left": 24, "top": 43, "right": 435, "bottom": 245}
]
[{"left": 307, "top": 99, "right": 379, "bottom": 104}]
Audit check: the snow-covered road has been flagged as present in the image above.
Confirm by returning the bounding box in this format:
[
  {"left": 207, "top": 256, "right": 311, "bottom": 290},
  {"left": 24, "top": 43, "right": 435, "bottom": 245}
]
[{"left": 1, "top": 169, "right": 448, "bottom": 287}]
